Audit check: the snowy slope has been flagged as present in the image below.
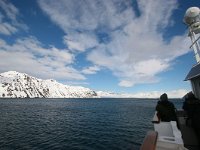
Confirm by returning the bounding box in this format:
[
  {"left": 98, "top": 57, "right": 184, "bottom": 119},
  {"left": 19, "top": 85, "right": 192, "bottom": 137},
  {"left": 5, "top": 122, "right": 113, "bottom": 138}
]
[{"left": 0, "top": 71, "right": 97, "bottom": 98}]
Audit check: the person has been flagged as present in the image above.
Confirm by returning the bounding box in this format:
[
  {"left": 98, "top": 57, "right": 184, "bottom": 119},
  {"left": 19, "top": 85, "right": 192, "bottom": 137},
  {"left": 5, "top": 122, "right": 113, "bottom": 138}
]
[
  {"left": 182, "top": 91, "right": 199, "bottom": 126},
  {"left": 183, "top": 91, "right": 198, "bottom": 112},
  {"left": 183, "top": 91, "right": 200, "bottom": 141},
  {"left": 156, "top": 93, "right": 177, "bottom": 122}
]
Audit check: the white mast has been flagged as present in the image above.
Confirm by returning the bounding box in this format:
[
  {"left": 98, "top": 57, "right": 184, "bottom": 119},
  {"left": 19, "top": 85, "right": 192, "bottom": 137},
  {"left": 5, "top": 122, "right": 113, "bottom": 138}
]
[{"left": 184, "top": 7, "right": 200, "bottom": 63}]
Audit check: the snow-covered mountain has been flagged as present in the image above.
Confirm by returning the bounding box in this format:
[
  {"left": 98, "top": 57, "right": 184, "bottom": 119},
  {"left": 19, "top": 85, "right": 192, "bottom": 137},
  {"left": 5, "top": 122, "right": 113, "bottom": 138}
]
[
  {"left": 0, "top": 71, "right": 98, "bottom": 98},
  {"left": 0, "top": 71, "right": 187, "bottom": 99}
]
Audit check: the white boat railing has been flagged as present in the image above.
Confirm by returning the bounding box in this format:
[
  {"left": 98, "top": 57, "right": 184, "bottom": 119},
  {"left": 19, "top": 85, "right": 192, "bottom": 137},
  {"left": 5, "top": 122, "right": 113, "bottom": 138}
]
[{"left": 152, "top": 112, "right": 187, "bottom": 150}]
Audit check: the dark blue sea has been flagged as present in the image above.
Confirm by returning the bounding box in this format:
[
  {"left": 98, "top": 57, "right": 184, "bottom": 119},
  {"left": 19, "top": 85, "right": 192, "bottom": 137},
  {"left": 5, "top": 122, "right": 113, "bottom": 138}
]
[{"left": 0, "top": 98, "right": 183, "bottom": 150}]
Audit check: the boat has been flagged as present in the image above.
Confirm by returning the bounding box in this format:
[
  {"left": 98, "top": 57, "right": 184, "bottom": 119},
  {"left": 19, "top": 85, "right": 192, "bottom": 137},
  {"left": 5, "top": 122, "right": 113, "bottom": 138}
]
[{"left": 141, "top": 7, "right": 200, "bottom": 150}]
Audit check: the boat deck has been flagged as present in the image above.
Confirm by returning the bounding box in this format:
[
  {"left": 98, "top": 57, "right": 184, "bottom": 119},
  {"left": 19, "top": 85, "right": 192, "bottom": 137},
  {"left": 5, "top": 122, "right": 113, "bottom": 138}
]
[{"left": 176, "top": 110, "right": 200, "bottom": 150}]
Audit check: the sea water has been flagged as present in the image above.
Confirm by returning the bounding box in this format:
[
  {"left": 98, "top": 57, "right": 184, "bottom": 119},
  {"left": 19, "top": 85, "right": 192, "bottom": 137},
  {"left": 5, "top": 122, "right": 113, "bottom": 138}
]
[{"left": 0, "top": 98, "right": 183, "bottom": 150}]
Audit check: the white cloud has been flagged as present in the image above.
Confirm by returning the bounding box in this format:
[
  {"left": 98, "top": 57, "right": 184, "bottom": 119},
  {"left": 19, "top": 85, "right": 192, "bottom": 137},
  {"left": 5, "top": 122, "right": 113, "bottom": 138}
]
[
  {"left": 130, "top": 89, "right": 189, "bottom": 99},
  {"left": 86, "top": 0, "right": 190, "bottom": 87},
  {"left": 82, "top": 66, "right": 100, "bottom": 75},
  {"left": 119, "top": 80, "right": 135, "bottom": 88},
  {"left": 97, "top": 89, "right": 189, "bottom": 98},
  {"left": 0, "top": 0, "right": 19, "bottom": 21},
  {"left": 0, "top": 37, "right": 85, "bottom": 81},
  {"left": 38, "top": 0, "right": 133, "bottom": 32},
  {"left": 37, "top": 0, "right": 191, "bottom": 87},
  {"left": 0, "top": 22, "right": 18, "bottom": 35},
  {"left": 0, "top": 0, "right": 28, "bottom": 35},
  {"left": 63, "top": 33, "right": 98, "bottom": 52},
  {"left": 117, "top": 59, "right": 169, "bottom": 87}
]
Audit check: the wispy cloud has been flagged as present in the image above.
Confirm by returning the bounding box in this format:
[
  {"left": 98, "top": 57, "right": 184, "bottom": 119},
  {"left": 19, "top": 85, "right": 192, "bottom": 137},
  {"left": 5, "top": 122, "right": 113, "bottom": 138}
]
[
  {"left": 37, "top": 0, "right": 190, "bottom": 87},
  {"left": 0, "top": 0, "right": 28, "bottom": 35},
  {"left": 82, "top": 66, "right": 100, "bottom": 75},
  {"left": 38, "top": 0, "right": 133, "bottom": 32},
  {"left": 0, "top": 37, "right": 85, "bottom": 80},
  {"left": 63, "top": 33, "right": 98, "bottom": 52},
  {"left": 0, "top": 1, "right": 86, "bottom": 83}
]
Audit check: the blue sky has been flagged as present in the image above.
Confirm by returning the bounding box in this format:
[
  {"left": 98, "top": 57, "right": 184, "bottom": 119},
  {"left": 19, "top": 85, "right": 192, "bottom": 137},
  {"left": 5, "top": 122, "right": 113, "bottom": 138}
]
[{"left": 0, "top": 0, "right": 199, "bottom": 97}]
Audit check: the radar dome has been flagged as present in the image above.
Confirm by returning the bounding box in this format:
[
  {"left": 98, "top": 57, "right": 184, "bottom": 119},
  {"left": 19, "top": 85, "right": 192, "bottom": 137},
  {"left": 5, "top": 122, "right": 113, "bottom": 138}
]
[{"left": 184, "top": 7, "right": 200, "bottom": 25}]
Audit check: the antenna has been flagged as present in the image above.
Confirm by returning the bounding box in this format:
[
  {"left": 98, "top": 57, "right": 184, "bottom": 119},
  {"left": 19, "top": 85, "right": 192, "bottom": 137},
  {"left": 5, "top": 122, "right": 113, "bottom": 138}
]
[{"left": 184, "top": 7, "right": 200, "bottom": 63}]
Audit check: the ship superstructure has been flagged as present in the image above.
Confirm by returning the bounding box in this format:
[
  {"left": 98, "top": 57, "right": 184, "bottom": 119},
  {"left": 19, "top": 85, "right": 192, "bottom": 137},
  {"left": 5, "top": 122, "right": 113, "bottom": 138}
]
[{"left": 184, "top": 7, "right": 200, "bottom": 99}]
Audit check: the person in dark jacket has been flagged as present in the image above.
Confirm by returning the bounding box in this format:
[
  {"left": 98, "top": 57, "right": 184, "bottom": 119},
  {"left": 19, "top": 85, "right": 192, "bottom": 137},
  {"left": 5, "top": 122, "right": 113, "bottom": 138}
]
[
  {"left": 183, "top": 91, "right": 199, "bottom": 126},
  {"left": 156, "top": 93, "right": 176, "bottom": 122},
  {"left": 183, "top": 91, "right": 200, "bottom": 141}
]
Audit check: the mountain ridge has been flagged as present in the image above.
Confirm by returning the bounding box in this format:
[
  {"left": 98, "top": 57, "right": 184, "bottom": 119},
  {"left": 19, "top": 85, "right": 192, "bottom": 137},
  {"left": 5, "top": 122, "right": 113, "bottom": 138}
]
[
  {"left": 0, "top": 71, "right": 187, "bottom": 99},
  {"left": 0, "top": 71, "right": 98, "bottom": 98}
]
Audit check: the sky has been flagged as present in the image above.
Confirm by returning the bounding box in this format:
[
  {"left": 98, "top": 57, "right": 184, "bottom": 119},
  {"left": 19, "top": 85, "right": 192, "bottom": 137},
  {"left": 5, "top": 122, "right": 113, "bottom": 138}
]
[{"left": 0, "top": 0, "right": 199, "bottom": 98}]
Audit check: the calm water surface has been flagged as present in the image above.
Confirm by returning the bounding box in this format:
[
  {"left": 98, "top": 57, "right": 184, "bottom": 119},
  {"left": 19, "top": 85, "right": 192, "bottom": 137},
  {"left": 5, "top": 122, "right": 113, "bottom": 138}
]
[{"left": 0, "top": 98, "right": 183, "bottom": 150}]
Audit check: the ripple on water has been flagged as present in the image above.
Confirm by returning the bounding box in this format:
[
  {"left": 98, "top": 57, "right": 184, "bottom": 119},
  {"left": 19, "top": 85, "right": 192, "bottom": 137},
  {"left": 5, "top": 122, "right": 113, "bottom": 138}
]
[{"left": 0, "top": 98, "right": 177, "bottom": 150}]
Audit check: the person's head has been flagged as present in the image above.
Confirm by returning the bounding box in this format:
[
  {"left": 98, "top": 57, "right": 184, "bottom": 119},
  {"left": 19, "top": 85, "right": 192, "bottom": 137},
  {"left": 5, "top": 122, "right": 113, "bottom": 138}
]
[
  {"left": 187, "top": 91, "right": 195, "bottom": 99},
  {"left": 160, "top": 93, "right": 168, "bottom": 101}
]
